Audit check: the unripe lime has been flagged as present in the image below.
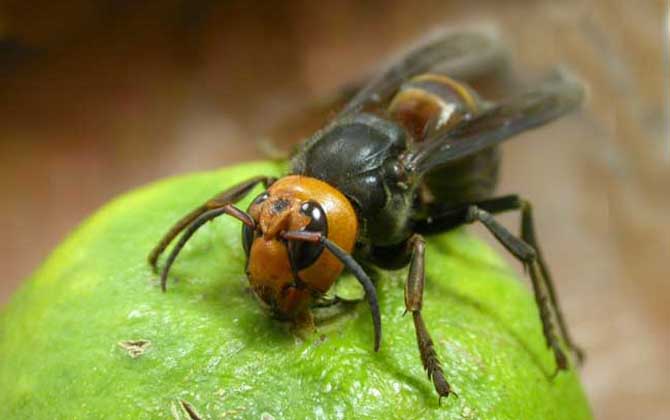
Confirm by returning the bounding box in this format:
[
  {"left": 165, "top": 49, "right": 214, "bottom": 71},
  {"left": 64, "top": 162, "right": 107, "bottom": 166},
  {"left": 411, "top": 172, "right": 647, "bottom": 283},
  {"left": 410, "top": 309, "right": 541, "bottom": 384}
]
[{"left": 0, "top": 162, "right": 591, "bottom": 419}]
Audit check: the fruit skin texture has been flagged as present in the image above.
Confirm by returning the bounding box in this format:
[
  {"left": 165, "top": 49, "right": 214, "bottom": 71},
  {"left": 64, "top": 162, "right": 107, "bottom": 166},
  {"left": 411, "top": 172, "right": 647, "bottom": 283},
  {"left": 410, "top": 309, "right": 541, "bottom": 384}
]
[{"left": 0, "top": 161, "right": 591, "bottom": 419}]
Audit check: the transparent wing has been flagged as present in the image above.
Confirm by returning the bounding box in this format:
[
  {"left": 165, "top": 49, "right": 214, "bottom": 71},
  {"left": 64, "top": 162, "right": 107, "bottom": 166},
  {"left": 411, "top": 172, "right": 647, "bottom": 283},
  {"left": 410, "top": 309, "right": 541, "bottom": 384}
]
[
  {"left": 405, "top": 73, "right": 585, "bottom": 176},
  {"left": 337, "top": 31, "right": 506, "bottom": 117}
]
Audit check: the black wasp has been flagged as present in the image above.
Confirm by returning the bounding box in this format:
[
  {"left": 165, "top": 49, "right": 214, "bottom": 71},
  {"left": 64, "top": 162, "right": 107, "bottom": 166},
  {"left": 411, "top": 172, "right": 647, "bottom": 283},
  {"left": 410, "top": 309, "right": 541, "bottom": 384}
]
[{"left": 150, "top": 31, "right": 585, "bottom": 401}]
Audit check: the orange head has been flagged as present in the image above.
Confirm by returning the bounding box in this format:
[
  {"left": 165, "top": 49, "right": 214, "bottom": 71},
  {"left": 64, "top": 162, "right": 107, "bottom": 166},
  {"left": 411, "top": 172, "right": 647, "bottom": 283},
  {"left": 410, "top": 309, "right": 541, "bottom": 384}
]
[{"left": 242, "top": 175, "right": 358, "bottom": 320}]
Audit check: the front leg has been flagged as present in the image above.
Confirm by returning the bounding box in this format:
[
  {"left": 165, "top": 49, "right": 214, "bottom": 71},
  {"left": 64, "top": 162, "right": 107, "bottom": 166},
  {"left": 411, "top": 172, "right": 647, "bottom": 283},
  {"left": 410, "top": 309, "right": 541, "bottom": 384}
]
[
  {"left": 404, "top": 234, "right": 453, "bottom": 403},
  {"left": 149, "top": 175, "right": 276, "bottom": 291},
  {"left": 148, "top": 175, "right": 276, "bottom": 271}
]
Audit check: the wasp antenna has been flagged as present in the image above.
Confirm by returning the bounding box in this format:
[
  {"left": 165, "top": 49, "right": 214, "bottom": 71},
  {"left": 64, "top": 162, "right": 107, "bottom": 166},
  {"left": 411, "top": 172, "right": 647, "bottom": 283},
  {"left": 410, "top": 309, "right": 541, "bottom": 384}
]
[
  {"left": 321, "top": 237, "right": 382, "bottom": 352},
  {"left": 280, "top": 230, "right": 382, "bottom": 352}
]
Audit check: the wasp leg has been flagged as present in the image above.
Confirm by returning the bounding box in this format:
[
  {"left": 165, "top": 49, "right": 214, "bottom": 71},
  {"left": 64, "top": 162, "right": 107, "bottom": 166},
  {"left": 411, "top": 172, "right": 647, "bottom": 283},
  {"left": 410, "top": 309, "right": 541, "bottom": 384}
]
[
  {"left": 462, "top": 205, "right": 568, "bottom": 374},
  {"left": 415, "top": 195, "right": 582, "bottom": 371},
  {"left": 148, "top": 175, "right": 276, "bottom": 272},
  {"left": 312, "top": 295, "right": 362, "bottom": 326},
  {"left": 518, "top": 199, "right": 585, "bottom": 365},
  {"left": 405, "top": 234, "right": 452, "bottom": 403},
  {"left": 459, "top": 196, "right": 583, "bottom": 364},
  {"left": 313, "top": 295, "right": 363, "bottom": 308}
]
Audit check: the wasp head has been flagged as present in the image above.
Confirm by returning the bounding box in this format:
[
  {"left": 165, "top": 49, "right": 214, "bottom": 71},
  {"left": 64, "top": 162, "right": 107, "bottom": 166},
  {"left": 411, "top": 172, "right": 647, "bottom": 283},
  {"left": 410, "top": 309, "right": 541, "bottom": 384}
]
[{"left": 241, "top": 176, "right": 358, "bottom": 320}]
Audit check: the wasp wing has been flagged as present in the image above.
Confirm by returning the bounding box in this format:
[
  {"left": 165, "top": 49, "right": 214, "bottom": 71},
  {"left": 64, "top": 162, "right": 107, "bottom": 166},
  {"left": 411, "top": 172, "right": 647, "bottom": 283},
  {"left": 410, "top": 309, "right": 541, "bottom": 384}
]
[
  {"left": 338, "top": 31, "right": 505, "bottom": 117},
  {"left": 272, "top": 31, "right": 505, "bottom": 157},
  {"left": 405, "top": 74, "right": 584, "bottom": 176}
]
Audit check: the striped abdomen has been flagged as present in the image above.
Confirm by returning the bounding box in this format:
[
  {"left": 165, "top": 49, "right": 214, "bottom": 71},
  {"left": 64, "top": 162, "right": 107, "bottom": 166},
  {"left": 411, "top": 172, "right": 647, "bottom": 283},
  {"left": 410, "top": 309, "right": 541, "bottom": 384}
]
[
  {"left": 388, "top": 74, "right": 500, "bottom": 205},
  {"left": 388, "top": 73, "right": 481, "bottom": 142}
]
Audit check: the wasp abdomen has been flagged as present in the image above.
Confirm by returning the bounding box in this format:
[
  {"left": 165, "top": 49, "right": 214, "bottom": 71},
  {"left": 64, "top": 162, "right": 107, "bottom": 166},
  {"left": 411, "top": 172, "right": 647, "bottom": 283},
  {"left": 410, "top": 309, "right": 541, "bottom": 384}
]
[{"left": 388, "top": 74, "right": 480, "bottom": 141}]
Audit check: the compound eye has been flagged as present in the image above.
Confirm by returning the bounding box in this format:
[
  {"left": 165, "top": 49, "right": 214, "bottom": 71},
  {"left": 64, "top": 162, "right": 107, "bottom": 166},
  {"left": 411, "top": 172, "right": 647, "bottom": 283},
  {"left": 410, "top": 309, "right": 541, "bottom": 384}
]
[
  {"left": 248, "top": 191, "right": 269, "bottom": 212},
  {"left": 288, "top": 201, "right": 328, "bottom": 271},
  {"left": 242, "top": 192, "right": 268, "bottom": 256},
  {"left": 241, "top": 223, "right": 254, "bottom": 256}
]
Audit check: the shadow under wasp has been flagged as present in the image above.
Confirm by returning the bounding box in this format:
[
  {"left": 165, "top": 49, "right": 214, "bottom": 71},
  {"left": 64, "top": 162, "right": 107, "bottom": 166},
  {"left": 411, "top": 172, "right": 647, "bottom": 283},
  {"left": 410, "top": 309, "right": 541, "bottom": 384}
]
[{"left": 149, "top": 31, "right": 585, "bottom": 401}]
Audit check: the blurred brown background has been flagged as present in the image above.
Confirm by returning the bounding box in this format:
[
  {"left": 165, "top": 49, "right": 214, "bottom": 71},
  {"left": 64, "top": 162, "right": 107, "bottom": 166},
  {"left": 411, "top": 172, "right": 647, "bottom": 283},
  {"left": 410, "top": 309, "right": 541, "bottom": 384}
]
[{"left": 1, "top": 1, "right": 668, "bottom": 418}]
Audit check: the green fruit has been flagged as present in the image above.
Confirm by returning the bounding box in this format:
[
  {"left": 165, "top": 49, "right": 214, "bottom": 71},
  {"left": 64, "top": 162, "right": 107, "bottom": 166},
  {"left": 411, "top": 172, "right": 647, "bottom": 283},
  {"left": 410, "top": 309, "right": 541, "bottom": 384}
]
[{"left": 0, "top": 162, "right": 591, "bottom": 419}]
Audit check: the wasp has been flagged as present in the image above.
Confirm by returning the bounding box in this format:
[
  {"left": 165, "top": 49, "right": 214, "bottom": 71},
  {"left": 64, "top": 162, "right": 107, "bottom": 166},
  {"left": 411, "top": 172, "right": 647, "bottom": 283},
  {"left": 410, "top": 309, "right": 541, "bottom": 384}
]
[{"left": 149, "top": 31, "right": 584, "bottom": 401}]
